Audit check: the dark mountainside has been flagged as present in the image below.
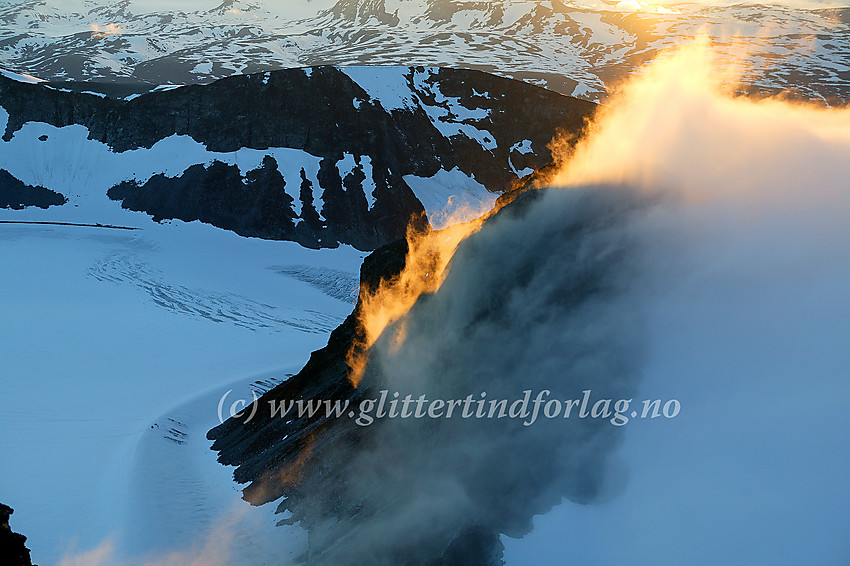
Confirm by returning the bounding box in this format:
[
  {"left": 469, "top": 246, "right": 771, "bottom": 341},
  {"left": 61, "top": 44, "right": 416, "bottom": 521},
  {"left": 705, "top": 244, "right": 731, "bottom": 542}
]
[
  {"left": 0, "top": 66, "right": 595, "bottom": 250},
  {"left": 0, "top": 504, "right": 35, "bottom": 566},
  {"left": 0, "top": 169, "right": 66, "bottom": 210},
  {"left": 209, "top": 186, "right": 647, "bottom": 565}
]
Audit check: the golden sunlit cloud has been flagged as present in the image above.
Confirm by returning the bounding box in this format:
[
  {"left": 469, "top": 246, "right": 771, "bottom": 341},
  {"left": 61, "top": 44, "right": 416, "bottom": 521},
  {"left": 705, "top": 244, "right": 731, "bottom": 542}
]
[
  {"left": 346, "top": 34, "right": 850, "bottom": 389},
  {"left": 90, "top": 23, "right": 125, "bottom": 38},
  {"left": 57, "top": 506, "right": 245, "bottom": 566},
  {"left": 547, "top": 34, "right": 850, "bottom": 208},
  {"left": 346, "top": 215, "right": 487, "bottom": 386},
  {"left": 600, "top": 0, "right": 850, "bottom": 8},
  {"left": 613, "top": 0, "right": 679, "bottom": 14},
  {"left": 58, "top": 539, "right": 117, "bottom": 566},
  {"left": 344, "top": 187, "right": 519, "bottom": 387}
]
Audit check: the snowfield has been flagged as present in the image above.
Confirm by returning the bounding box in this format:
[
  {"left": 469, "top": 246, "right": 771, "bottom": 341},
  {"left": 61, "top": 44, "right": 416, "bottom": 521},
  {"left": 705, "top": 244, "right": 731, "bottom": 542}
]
[
  {"left": 0, "top": 103, "right": 328, "bottom": 227},
  {"left": 0, "top": 213, "right": 362, "bottom": 565}
]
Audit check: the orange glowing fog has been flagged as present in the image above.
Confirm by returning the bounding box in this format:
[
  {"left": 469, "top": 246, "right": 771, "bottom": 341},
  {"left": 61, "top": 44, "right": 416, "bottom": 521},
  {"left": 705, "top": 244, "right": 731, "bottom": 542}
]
[
  {"left": 345, "top": 35, "right": 850, "bottom": 387},
  {"left": 346, "top": 216, "right": 488, "bottom": 386}
]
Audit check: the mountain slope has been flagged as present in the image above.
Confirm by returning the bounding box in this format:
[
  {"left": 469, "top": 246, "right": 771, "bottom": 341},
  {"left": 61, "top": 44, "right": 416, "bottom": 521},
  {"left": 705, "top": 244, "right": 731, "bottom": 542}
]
[
  {"left": 208, "top": 185, "right": 647, "bottom": 566},
  {"left": 0, "top": 65, "right": 595, "bottom": 250}
]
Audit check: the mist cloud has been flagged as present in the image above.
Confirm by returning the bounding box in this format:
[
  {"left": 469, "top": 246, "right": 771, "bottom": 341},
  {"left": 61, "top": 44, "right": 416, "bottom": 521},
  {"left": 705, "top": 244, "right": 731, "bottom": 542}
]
[
  {"left": 274, "top": 185, "right": 655, "bottom": 565},
  {"left": 502, "top": 36, "right": 850, "bottom": 564},
  {"left": 281, "top": 35, "right": 850, "bottom": 565}
]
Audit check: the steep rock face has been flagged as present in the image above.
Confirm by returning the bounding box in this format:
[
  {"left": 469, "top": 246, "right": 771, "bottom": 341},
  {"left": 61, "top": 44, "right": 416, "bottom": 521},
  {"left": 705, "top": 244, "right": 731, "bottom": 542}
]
[
  {"left": 0, "top": 504, "right": 35, "bottom": 566},
  {"left": 0, "top": 66, "right": 594, "bottom": 250},
  {"left": 0, "top": 169, "right": 66, "bottom": 210},
  {"left": 208, "top": 236, "right": 410, "bottom": 501},
  {"left": 209, "top": 186, "right": 646, "bottom": 565},
  {"left": 106, "top": 157, "right": 303, "bottom": 241}
]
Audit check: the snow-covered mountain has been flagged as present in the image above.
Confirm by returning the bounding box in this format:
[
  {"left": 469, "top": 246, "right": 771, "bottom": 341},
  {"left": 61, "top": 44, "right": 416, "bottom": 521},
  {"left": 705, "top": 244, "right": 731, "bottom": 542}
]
[
  {"left": 0, "top": 64, "right": 594, "bottom": 249},
  {"left": 1, "top": 0, "right": 847, "bottom": 102}
]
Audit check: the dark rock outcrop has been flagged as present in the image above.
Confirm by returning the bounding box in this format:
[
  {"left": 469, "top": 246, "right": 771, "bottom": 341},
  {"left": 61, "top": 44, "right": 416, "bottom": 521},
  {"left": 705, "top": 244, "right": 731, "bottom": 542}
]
[
  {"left": 208, "top": 236, "right": 409, "bottom": 497},
  {"left": 209, "top": 186, "right": 646, "bottom": 565},
  {"left": 0, "top": 504, "right": 35, "bottom": 566},
  {"left": 107, "top": 157, "right": 299, "bottom": 239},
  {"left": 0, "top": 169, "right": 66, "bottom": 210}
]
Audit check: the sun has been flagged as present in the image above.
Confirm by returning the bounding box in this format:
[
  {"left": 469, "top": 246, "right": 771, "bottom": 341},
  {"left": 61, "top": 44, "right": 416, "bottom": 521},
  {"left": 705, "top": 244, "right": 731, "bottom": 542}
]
[{"left": 614, "top": 0, "right": 680, "bottom": 14}]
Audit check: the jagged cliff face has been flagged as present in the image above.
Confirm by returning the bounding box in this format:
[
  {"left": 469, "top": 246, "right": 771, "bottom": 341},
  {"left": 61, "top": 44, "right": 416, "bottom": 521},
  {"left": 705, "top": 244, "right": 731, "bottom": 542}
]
[
  {"left": 0, "top": 65, "right": 594, "bottom": 250},
  {"left": 208, "top": 186, "right": 647, "bottom": 566},
  {"left": 0, "top": 504, "right": 34, "bottom": 566}
]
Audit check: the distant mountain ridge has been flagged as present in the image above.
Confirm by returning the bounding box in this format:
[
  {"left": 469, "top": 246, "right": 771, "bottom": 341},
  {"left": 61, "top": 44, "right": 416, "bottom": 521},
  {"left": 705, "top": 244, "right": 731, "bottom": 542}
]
[
  {"left": 1, "top": 0, "right": 847, "bottom": 102},
  {"left": 0, "top": 65, "right": 594, "bottom": 250}
]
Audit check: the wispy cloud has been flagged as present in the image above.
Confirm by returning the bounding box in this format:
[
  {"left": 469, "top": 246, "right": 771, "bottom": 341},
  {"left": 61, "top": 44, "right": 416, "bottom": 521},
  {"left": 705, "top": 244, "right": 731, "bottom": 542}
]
[{"left": 90, "top": 23, "right": 125, "bottom": 38}]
